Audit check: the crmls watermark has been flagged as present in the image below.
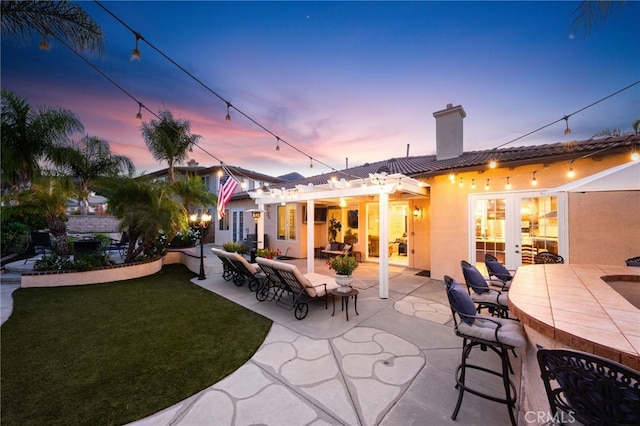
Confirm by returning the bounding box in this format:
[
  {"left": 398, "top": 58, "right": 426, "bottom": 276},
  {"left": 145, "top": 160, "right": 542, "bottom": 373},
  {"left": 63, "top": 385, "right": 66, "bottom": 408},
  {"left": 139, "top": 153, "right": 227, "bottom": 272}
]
[{"left": 524, "top": 410, "right": 577, "bottom": 424}]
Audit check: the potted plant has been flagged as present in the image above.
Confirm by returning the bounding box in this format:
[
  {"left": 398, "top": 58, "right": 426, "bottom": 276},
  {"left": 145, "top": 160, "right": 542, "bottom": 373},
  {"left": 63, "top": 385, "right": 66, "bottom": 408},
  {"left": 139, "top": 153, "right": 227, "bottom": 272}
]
[
  {"left": 327, "top": 253, "right": 358, "bottom": 293},
  {"left": 256, "top": 247, "right": 281, "bottom": 259}
]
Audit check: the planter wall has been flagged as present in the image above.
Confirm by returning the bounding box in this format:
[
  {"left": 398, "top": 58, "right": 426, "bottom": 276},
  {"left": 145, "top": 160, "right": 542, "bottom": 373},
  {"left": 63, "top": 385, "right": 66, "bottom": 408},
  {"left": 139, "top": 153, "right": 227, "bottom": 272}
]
[{"left": 20, "top": 248, "right": 200, "bottom": 288}]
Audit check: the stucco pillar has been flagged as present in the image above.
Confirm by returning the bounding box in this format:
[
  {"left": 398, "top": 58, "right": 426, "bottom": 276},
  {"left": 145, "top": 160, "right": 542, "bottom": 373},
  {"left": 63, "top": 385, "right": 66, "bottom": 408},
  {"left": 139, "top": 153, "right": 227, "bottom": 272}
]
[
  {"left": 379, "top": 191, "right": 389, "bottom": 298},
  {"left": 306, "top": 199, "right": 315, "bottom": 274}
]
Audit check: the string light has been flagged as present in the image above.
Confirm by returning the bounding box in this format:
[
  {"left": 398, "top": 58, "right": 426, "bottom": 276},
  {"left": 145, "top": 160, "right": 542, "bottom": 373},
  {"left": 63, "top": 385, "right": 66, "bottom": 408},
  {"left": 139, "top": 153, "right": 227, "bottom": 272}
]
[
  {"left": 531, "top": 171, "right": 538, "bottom": 186},
  {"left": 225, "top": 101, "right": 232, "bottom": 121},
  {"left": 459, "top": 178, "right": 464, "bottom": 187},
  {"left": 567, "top": 162, "right": 575, "bottom": 178},
  {"left": 471, "top": 179, "right": 476, "bottom": 189},
  {"left": 275, "top": 137, "right": 280, "bottom": 151},
  {"left": 563, "top": 116, "right": 571, "bottom": 135},
  {"left": 449, "top": 171, "right": 455, "bottom": 183},
  {"left": 309, "top": 157, "right": 313, "bottom": 168},
  {"left": 632, "top": 149, "right": 639, "bottom": 161},
  {"left": 489, "top": 159, "right": 497, "bottom": 169},
  {"left": 485, "top": 179, "right": 490, "bottom": 190},
  {"left": 39, "top": 31, "right": 50, "bottom": 51},
  {"left": 131, "top": 32, "right": 142, "bottom": 60},
  {"left": 505, "top": 177, "right": 511, "bottom": 190},
  {"left": 135, "top": 102, "right": 143, "bottom": 120}
]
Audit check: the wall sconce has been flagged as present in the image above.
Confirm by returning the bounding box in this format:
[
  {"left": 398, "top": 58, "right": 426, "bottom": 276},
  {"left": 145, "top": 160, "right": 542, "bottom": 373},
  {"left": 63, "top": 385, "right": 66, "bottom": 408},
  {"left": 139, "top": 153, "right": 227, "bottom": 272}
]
[{"left": 413, "top": 206, "right": 420, "bottom": 218}]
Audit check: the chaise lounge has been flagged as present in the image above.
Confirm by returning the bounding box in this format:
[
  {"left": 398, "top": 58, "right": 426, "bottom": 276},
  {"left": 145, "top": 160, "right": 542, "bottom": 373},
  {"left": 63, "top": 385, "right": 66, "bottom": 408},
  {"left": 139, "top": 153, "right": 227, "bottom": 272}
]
[
  {"left": 211, "top": 248, "right": 262, "bottom": 291},
  {"left": 255, "top": 257, "right": 339, "bottom": 320}
]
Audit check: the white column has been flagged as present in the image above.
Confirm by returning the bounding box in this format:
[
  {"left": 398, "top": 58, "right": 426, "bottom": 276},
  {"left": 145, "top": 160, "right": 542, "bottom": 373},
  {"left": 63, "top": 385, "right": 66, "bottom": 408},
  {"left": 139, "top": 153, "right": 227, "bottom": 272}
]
[
  {"left": 306, "top": 200, "right": 315, "bottom": 273},
  {"left": 379, "top": 191, "right": 389, "bottom": 298},
  {"left": 257, "top": 203, "right": 265, "bottom": 250}
]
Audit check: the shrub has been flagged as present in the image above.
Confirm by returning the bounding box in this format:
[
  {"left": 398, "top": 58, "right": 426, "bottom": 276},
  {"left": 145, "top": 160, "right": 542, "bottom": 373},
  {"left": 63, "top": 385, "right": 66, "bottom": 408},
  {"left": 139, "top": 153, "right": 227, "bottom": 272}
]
[
  {"left": 34, "top": 253, "right": 115, "bottom": 272},
  {"left": 222, "top": 242, "right": 247, "bottom": 253},
  {"left": 168, "top": 229, "right": 197, "bottom": 248},
  {"left": 256, "top": 248, "right": 280, "bottom": 259}
]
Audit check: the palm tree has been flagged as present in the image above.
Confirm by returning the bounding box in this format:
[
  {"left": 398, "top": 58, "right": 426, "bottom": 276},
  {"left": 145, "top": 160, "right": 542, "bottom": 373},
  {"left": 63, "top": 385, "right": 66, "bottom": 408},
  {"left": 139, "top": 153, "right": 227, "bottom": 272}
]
[
  {"left": 6, "top": 175, "right": 76, "bottom": 258},
  {"left": 102, "top": 177, "right": 188, "bottom": 263},
  {"left": 1, "top": 89, "right": 84, "bottom": 193},
  {"left": 141, "top": 110, "right": 201, "bottom": 183},
  {"left": 1, "top": 0, "right": 104, "bottom": 54},
  {"left": 570, "top": 0, "right": 630, "bottom": 38},
  {"left": 49, "top": 135, "right": 135, "bottom": 214},
  {"left": 171, "top": 173, "right": 217, "bottom": 213}
]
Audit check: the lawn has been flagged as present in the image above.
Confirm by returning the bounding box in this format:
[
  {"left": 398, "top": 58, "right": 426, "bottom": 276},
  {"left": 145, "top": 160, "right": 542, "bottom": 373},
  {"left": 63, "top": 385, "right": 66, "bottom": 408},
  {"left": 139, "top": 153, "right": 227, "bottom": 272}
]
[{"left": 1, "top": 264, "right": 273, "bottom": 425}]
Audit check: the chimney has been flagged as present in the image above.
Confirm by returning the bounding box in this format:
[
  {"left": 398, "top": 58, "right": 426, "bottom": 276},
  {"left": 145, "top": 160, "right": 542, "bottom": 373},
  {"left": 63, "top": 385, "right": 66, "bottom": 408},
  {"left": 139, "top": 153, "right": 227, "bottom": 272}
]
[
  {"left": 433, "top": 103, "right": 466, "bottom": 160},
  {"left": 187, "top": 159, "right": 199, "bottom": 168}
]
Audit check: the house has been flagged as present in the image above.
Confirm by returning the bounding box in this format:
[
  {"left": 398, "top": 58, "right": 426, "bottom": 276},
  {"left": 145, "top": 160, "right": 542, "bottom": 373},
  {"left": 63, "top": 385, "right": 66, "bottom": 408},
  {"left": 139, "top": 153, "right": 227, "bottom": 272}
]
[{"left": 243, "top": 104, "right": 639, "bottom": 297}]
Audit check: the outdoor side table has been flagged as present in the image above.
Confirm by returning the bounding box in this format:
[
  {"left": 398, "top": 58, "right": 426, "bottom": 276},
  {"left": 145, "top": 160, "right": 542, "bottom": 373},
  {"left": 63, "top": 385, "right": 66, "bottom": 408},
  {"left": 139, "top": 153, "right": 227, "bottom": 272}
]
[{"left": 330, "top": 287, "right": 359, "bottom": 321}]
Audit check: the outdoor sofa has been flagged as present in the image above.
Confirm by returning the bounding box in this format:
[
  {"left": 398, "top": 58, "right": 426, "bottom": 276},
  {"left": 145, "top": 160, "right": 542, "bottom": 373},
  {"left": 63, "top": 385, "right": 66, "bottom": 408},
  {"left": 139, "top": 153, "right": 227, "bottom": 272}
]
[{"left": 320, "top": 242, "right": 353, "bottom": 259}]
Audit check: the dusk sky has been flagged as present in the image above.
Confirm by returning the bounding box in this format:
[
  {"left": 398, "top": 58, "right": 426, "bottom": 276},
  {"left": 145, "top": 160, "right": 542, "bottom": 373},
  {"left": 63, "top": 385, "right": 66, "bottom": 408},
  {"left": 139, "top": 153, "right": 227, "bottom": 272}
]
[{"left": 2, "top": 1, "right": 639, "bottom": 178}]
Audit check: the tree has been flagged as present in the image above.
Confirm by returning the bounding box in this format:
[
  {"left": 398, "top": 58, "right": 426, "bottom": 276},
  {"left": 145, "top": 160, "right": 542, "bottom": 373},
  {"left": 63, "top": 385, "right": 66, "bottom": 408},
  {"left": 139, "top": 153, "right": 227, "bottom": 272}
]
[
  {"left": 1, "top": 0, "right": 104, "bottom": 54},
  {"left": 1, "top": 89, "right": 84, "bottom": 193},
  {"left": 49, "top": 135, "right": 135, "bottom": 214},
  {"left": 141, "top": 110, "right": 201, "bottom": 183},
  {"left": 171, "top": 173, "right": 217, "bottom": 213},
  {"left": 570, "top": 0, "right": 630, "bottom": 38},
  {"left": 101, "top": 177, "right": 188, "bottom": 263},
  {"left": 5, "top": 175, "right": 76, "bottom": 258}
]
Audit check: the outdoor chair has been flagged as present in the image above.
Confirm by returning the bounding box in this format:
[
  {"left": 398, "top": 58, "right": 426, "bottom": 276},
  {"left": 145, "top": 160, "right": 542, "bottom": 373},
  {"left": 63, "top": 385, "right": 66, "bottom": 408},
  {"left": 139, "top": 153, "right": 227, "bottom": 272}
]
[
  {"left": 444, "top": 275, "right": 526, "bottom": 426},
  {"left": 536, "top": 347, "right": 640, "bottom": 426},
  {"left": 254, "top": 257, "right": 294, "bottom": 303},
  {"left": 211, "top": 248, "right": 238, "bottom": 282},
  {"left": 460, "top": 260, "right": 510, "bottom": 318},
  {"left": 625, "top": 256, "right": 640, "bottom": 267},
  {"left": 484, "top": 254, "right": 514, "bottom": 290},
  {"left": 534, "top": 251, "right": 564, "bottom": 264},
  {"left": 256, "top": 257, "right": 339, "bottom": 320},
  {"left": 221, "top": 249, "right": 263, "bottom": 291},
  {"left": 107, "top": 232, "right": 129, "bottom": 257},
  {"left": 24, "top": 231, "right": 55, "bottom": 263}
]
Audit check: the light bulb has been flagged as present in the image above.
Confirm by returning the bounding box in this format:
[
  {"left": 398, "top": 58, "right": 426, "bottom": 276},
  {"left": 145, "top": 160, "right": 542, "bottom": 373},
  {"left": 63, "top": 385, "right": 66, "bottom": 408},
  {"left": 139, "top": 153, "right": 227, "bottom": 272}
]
[
  {"left": 225, "top": 102, "right": 232, "bottom": 121},
  {"left": 275, "top": 137, "right": 280, "bottom": 151},
  {"left": 131, "top": 33, "right": 142, "bottom": 60},
  {"left": 449, "top": 172, "right": 455, "bottom": 183},
  {"left": 632, "top": 151, "right": 639, "bottom": 161},
  {"left": 563, "top": 116, "right": 571, "bottom": 135},
  {"left": 471, "top": 179, "right": 476, "bottom": 189},
  {"left": 485, "top": 180, "right": 490, "bottom": 190},
  {"left": 531, "top": 171, "right": 538, "bottom": 186},
  {"left": 567, "top": 167, "right": 575, "bottom": 178},
  {"left": 489, "top": 159, "right": 497, "bottom": 169},
  {"left": 506, "top": 177, "right": 511, "bottom": 190}
]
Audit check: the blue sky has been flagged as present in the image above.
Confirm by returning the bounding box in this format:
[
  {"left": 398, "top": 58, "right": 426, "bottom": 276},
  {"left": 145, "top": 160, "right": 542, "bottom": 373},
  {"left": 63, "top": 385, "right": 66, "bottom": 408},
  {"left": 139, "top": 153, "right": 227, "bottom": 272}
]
[{"left": 2, "top": 1, "right": 639, "bottom": 177}]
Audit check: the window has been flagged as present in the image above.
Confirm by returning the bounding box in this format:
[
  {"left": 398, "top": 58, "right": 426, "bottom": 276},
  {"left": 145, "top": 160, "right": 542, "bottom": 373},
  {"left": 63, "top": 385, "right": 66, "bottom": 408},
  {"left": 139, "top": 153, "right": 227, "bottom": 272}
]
[
  {"left": 277, "top": 204, "right": 296, "bottom": 240},
  {"left": 201, "top": 175, "right": 211, "bottom": 191},
  {"left": 218, "top": 210, "right": 229, "bottom": 231}
]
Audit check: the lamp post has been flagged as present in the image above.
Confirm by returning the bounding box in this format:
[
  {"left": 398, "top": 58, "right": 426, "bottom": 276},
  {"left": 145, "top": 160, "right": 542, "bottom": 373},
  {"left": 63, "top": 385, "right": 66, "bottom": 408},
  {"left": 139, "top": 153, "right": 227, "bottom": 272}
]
[
  {"left": 247, "top": 209, "right": 263, "bottom": 263},
  {"left": 189, "top": 210, "right": 212, "bottom": 280}
]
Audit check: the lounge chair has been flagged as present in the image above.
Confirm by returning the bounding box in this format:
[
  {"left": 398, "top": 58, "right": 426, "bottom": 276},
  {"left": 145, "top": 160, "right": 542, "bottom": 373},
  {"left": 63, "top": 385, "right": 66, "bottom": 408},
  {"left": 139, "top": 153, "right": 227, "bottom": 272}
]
[
  {"left": 255, "top": 257, "right": 339, "bottom": 320},
  {"left": 107, "top": 232, "right": 129, "bottom": 257},
  {"left": 211, "top": 248, "right": 239, "bottom": 282},
  {"left": 212, "top": 248, "right": 262, "bottom": 291}
]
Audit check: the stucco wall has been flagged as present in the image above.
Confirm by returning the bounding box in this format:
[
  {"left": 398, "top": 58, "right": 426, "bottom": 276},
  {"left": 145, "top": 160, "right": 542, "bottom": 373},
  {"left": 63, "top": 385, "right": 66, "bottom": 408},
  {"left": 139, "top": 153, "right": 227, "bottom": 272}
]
[{"left": 568, "top": 190, "right": 640, "bottom": 265}]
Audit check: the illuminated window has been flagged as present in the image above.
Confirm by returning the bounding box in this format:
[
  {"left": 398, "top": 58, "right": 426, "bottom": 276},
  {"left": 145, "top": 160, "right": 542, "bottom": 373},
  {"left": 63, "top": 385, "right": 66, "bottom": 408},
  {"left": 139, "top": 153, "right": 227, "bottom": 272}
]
[{"left": 277, "top": 204, "right": 296, "bottom": 240}]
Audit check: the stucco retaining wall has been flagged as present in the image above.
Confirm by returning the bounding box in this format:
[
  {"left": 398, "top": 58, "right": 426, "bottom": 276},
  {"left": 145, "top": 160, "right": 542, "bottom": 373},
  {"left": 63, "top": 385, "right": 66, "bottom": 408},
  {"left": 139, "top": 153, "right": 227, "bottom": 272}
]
[{"left": 20, "top": 248, "right": 199, "bottom": 288}]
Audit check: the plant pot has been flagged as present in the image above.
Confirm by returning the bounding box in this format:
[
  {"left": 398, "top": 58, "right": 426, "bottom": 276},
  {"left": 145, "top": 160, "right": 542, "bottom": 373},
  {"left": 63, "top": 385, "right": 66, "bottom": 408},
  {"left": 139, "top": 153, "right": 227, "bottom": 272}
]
[{"left": 335, "top": 273, "right": 353, "bottom": 293}]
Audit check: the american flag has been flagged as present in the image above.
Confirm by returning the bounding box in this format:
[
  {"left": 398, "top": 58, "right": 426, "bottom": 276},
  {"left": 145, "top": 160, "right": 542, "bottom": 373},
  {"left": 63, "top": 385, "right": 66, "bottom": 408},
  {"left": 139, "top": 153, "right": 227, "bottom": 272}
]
[{"left": 217, "top": 177, "right": 238, "bottom": 219}]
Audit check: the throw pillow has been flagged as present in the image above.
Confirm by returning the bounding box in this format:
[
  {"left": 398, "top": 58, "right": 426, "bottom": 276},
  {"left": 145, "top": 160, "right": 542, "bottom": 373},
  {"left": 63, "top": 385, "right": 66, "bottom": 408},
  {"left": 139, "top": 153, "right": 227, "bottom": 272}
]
[
  {"left": 330, "top": 242, "right": 341, "bottom": 251},
  {"left": 487, "top": 260, "right": 512, "bottom": 282},
  {"left": 343, "top": 244, "right": 351, "bottom": 252},
  {"left": 448, "top": 279, "right": 476, "bottom": 325},
  {"left": 463, "top": 265, "right": 489, "bottom": 294},
  {"left": 325, "top": 243, "right": 331, "bottom": 251}
]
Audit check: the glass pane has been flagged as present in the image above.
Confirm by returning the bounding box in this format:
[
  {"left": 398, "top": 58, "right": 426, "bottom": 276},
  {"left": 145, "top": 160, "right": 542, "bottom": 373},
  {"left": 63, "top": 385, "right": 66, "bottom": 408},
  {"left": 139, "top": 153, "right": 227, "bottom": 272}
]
[
  {"left": 521, "top": 196, "right": 558, "bottom": 264},
  {"left": 474, "top": 198, "right": 507, "bottom": 266}
]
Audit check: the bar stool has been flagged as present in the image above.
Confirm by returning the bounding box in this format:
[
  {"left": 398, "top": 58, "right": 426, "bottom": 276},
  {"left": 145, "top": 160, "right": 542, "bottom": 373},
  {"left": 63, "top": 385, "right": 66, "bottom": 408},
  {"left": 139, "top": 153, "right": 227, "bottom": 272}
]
[{"left": 444, "top": 275, "right": 527, "bottom": 426}]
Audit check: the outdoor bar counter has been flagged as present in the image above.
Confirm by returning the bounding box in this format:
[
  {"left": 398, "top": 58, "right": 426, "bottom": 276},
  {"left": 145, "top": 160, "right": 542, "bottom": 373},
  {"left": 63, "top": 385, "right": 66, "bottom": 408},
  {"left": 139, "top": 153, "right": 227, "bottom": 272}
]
[{"left": 508, "top": 263, "right": 640, "bottom": 421}]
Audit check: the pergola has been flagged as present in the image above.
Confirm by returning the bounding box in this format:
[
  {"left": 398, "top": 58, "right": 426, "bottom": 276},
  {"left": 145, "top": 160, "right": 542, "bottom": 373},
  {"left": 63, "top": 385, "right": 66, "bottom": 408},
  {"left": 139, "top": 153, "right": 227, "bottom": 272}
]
[{"left": 249, "top": 172, "right": 428, "bottom": 298}]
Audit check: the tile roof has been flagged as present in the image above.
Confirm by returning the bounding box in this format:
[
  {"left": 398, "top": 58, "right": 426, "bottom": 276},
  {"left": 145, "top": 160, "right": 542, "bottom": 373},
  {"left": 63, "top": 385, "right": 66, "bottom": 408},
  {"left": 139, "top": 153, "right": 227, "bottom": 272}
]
[{"left": 277, "top": 134, "right": 639, "bottom": 188}]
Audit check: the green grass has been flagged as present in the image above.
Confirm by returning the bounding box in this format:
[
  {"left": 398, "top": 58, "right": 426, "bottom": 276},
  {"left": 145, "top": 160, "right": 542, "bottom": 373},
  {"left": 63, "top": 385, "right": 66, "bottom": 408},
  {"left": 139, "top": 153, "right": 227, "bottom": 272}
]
[{"left": 1, "top": 264, "right": 272, "bottom": 426}]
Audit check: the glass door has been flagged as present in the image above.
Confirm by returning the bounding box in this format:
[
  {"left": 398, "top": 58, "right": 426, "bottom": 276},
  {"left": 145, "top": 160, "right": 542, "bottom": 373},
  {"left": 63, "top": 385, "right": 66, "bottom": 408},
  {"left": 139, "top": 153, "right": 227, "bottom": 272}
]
[
  {"left": 231, "top": 209, "right": 244, "bottom": 243},
  {"left": 470, "top": 192, "right": 566, "bottom": 270}
]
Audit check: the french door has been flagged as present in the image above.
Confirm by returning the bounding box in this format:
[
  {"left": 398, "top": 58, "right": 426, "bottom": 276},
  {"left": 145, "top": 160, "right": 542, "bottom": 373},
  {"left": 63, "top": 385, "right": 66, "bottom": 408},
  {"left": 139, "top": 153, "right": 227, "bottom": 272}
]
[
  {"left": 231, "top": 209, "right": 244, "bottom": 243},
  {"left": 469, "top": 192, "right": 567, "bottom": 270}
]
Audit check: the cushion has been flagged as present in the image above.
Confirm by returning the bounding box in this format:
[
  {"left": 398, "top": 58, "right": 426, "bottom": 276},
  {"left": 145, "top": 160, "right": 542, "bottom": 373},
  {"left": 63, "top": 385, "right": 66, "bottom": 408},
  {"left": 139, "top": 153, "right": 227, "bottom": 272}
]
[
  {"left": 343, "top": 244, "right": 351, "bottom": 252},
  {"left": 330, "top": 242, "right": 341, "bottom": 251},
  {"left": 447, "top": 279, "right": 476, "bottom": 325},
  {"left": 458, "top": 315, "right": 526, "bottom": 348},
  {"left": 626, "top": 260, "right": 640, "bottom": 267},
  {"left": 325, "top": 243, "right": 331, "bottom": 251},
  {"left": 463, "top": 265, "right": 489, "bottom": 294},
  {"left": 486, "top": 260, "right": 512, "bottom": 282}
]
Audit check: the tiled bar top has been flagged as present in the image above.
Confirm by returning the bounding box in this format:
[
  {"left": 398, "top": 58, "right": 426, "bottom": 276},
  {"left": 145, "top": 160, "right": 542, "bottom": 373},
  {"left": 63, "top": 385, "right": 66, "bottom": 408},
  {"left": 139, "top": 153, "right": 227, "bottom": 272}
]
[{"left": 508, "top": 264, "right": 640, "bottom": 369}]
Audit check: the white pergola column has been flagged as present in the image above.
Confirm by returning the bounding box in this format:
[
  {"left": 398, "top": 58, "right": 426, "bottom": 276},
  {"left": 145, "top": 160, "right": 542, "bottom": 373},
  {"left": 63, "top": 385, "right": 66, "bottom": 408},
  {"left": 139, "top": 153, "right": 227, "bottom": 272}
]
[
  {"left": 306, "top": 199, "right": 315, "bottom": 273},
  {"left": 257, "top": 203, "right": 265, "bottom": 249},
  {"left": 379, "top": 191, "right": 389, "bottom": 299}
]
